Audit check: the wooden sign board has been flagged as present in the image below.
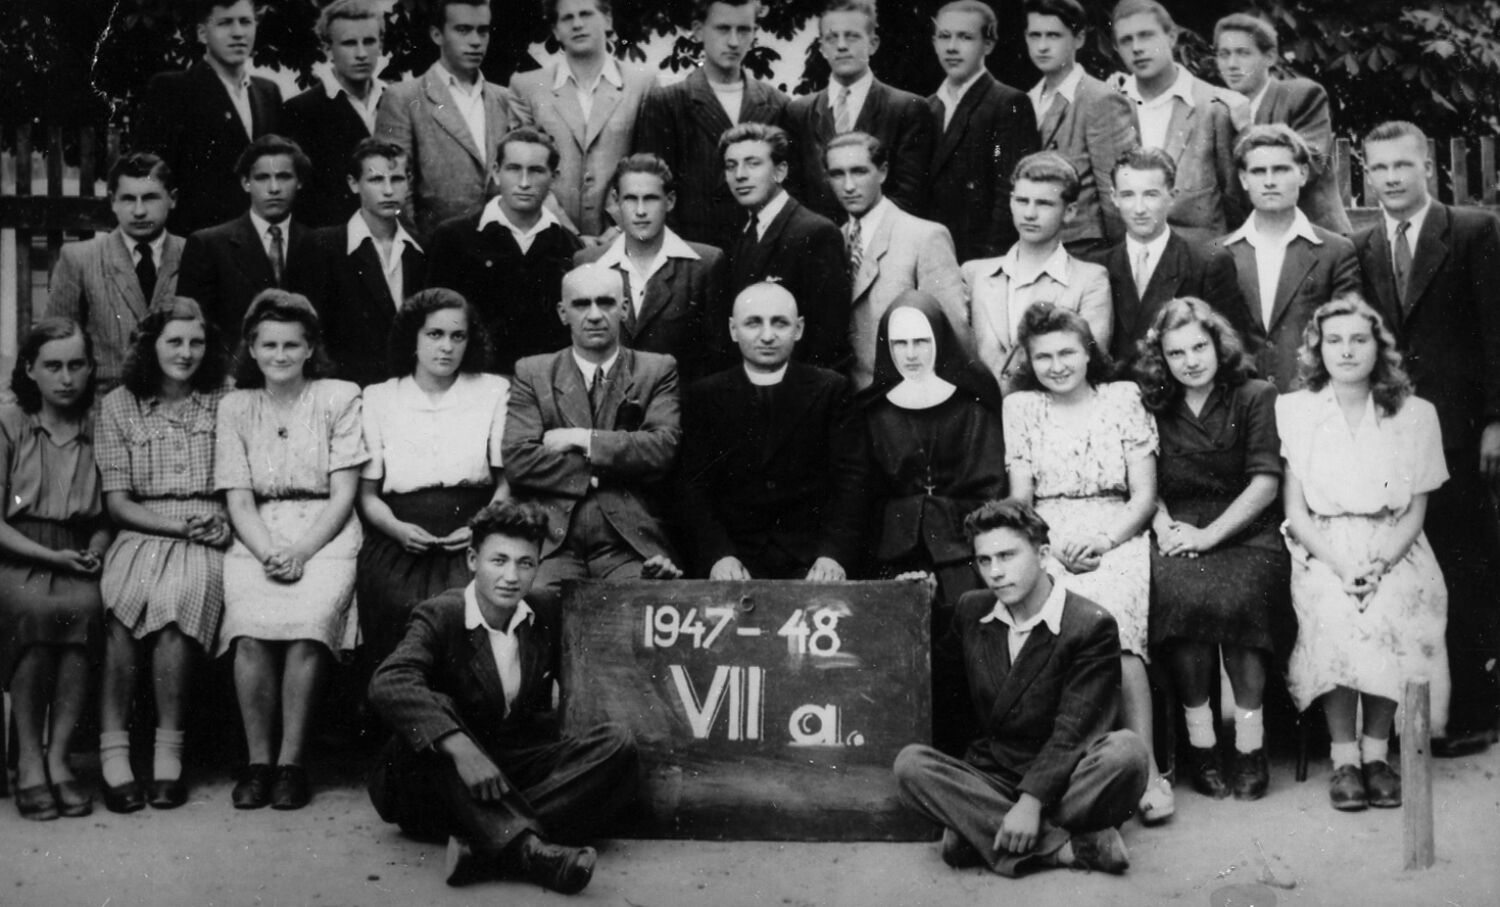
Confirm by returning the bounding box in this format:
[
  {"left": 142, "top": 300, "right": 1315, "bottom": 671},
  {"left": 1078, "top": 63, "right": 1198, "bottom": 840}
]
[{"left": 560, "top": 579, "right": 935, "bottom": 841}]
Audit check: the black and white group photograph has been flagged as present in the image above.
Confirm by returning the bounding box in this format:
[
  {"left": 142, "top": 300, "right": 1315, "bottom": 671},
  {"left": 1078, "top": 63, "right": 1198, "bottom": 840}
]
[{"left": 0, "top": 0, "right": 1497, "bottom": 904}]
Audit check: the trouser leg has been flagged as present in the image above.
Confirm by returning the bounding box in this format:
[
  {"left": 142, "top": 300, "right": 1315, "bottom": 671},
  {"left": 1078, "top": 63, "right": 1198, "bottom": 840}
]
[{"left": 1049, "top": 729, "right": 1150, "bottom": 833}]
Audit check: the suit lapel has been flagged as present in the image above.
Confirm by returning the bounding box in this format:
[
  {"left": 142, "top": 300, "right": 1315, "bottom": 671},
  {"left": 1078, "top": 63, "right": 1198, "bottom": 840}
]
[
  {"left": 552, "top": 352, "right": 594, "bottom": 430},
  {"left": 106, "top": 230, "right": 149, "bottom": 318},
  {"left": 1269, "top": 238, "right": 1318, "bottom": 330},
  {"left": 852, "top": 207, "right": 895, "bottom": 301},
  {"left": 1404, "top": 204, "right": 1451, "bottom": 318},
  {"left": 466, "top": 625, "right": 510, "bottom": 720},
  {"left": 549, "top": 65, "right": 590, "bottom": 150},
  {"left": 753, "top": 197, "right": 800, "bottom": 276},
  {"left": 1254, "top": 79, "right": 1284, "bottom": 125},
  {"left": 1039, "top": 95, "right": 1068, "bottom": 150},
  {"left": 230, "top": 215, "right": 276, "bottom": 286},
  {"left": 597, "top": 348, "right": 636, "bottom": 428},
  {"left": 1363, "top": 224, "right": 1401, "bottom": 321},
  {"left": 249, "top": 80, "right": 276, "bottom": 136},
  {"left": 192, "top": 62, "right": 250, "bottom": 143},
  {"left": 1135, "top": 236, "right": 1185, "bottom": 334},
  {"left": 1162, "top": 97, "right": 1195, "bottom": 163},
  {"left": 155, "top": 234, "right": 185, "bottom": 309},
  {"left": 350, "top": 232, "right": 398, "bottom": 311},
  {"left": 585, "top": 75, "right": 624, "bottom": 148},
  {"left": 853, "top": 80, "right": 887, "bottom": 133},
  {"left": 932, "top": 73, "right": 994, "bottom": 172},
  {"left": 634, "top": 256, "right": 683, "bottom": 334},
  {"left": 987, "top": 624, "right": 1058, "bottom": 727},
  {"left": 814, "top": 88, "right": 837, "bottom": 141},
  {"left": 688, "top": 70, "right": 735, "bottom": 144},
  {"left": 423, "top": 67, "right": 484, "bottom": 165},
  {"left": 1226, "top": 241, "right": 1263, "bottom": 328}
]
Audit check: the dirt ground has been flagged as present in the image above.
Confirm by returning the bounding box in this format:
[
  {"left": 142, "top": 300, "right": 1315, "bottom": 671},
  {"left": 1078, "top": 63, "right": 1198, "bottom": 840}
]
[{"left": 2, "top": 743, "right": 1496, "bottom": 907}]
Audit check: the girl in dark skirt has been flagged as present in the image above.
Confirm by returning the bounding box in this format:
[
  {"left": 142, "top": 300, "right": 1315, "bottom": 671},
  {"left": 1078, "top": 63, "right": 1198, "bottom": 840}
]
[
  {"left": 356, "top": 288, "right": 509, "bottom": 666},
  {"left": 0, "top": 318, "right": 111, "bottom": 820},
  {"left": 1133, "top": 298, "right": 1289, "bottom": 802}
]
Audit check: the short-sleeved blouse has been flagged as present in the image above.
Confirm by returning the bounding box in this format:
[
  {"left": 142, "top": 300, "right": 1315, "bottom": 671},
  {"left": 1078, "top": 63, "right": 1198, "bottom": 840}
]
[
  {"left": 0, "top": 404, "right": 102, "bottom": 522},
  {"left": 214, "top": 379, "right": 368, "bottom": 497},
  {"left": 1003, "top": 381, "right": 1158, "bottom": 498},
  {"left": 96, "top": 386, "right": 227, "bottom": 497},
  {"left": 361, "top": 373, "right": 508, "bottom": 494},
  {"left": 1276, "top": 388, "right": 1447, "bottom": 515}
]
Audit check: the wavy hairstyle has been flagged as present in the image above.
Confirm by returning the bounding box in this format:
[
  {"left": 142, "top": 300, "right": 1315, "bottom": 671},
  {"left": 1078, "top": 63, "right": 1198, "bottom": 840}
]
[
  {"left": 232, "top": 289, "right": 337, "bottom": 388},
  {"left": 1296, "top": 292, "right": 1412, "bottom": 417},
  {"left": 1010, "top": 302, "right": 1112, "bottom": 393},
  {"left": 388, "top": 287, "right": 491, "bottom": 377},
  {"left": 1132, "top": 297, "right": 1252, "bottom": 413},
  {"left": 122, "top": 297, "right": 228, "bottom": 398},
  {"left": 11, "top": 317, "right": 95, "bottom": 414}
]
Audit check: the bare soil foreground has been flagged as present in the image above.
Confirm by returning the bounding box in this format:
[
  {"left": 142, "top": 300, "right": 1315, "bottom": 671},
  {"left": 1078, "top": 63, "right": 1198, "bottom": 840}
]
[{"left": 3, "top": 746, "right": 1496, "bottom": 907}]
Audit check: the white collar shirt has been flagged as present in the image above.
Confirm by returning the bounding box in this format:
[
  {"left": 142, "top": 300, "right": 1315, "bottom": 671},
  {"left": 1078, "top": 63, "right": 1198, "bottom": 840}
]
[
  {"left": 1226, "top": 209, "right": 1323, "bottom": 330},
  {"left": 980, "top": 571, "right": 1067, "bottom": 662},
  {"left": 553, "top": 56, "right": 623, "bottom": 124},
  {"left": 128, "top": 231, "right": 168, "bottom": 269},
  {"left": 752, "top": 189, "right": 792, "bottom": 241},
  {"left": 463, "top": 583, "right": 534, "bottom": 710},
  {"left": 437, "top": 62, "right": 489, "bottom": 165},
  {"left": 1124, "top": 228, "right": 1172, "bottom": 294},
  {"left": 248, "top": 210, "right": 292, "bottom": 266},
  {"left": 1121, "top": 64, "right": 1196, "bottom": 150},
  {"left": 210, "top": 59, "right": 254, "bottom": 137},
  {"left": 938, "top": 68, "right": 987, "bottom": 130},
  {"left": 320, "top": 67, "right": 384, "bottom": 134},
  {"left": 849, "top": 195, "right": 891, "bottom": 257},
  {"left": 1247, "top": 79, "right": 1271, "bottom": 122},
  {"left": 477, "top": 195, "right": 562, "bottom": 255},
  {"left": 1028, "top": 64, "right": 1084, "bottom": 127},
  {"left": 828, "top": 69, "right": 875, "bottom": 131},
  {"left": 572, "top": 349, "right": 620, "bottom": 390},
  {"left": 1383, "top": 197, "right": 1432, "bottom": 252},
  {"left": 347, "top": 212, "right": 423, "bottom": 308},
  {"left": 709, "top": 76, "right": 745, "bottom": 124},
  {"left": 594, "top": 227, "right": 700, "bottom": 319},
  {"left": 993, "top": 242, "right": 1075, "bottom": 339}
]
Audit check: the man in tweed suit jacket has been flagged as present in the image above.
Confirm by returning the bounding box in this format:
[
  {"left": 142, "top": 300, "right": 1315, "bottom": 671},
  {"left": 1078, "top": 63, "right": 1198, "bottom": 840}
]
[
  {"left": 47, "top": 153, "right": 185, "bottom": 394},
  {"left": 894, "top": 500, "right": 1148, "bottom": 877},
  {"left": 374, "top": 0, "right": 518, "bottom": 239},
  {"left": 368, "top": 500, "right": 638, "bottom": 893}
]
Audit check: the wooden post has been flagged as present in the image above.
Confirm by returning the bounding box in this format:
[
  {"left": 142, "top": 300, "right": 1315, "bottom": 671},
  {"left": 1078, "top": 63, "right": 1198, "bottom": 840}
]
[
  {"left": 16, "top": 124, "right": 34, "bottom": 341},
  {"left": 1481, "top": 136, "right": 1497, "bottom": 205},
  {"left": 1336, "top": 137, "right": 1355, "bottom": 208},
  {"left": 1450, "top": 138, "right": 1471, "bottom": 205},
  {"left": 1401, "top": 680, "right": 1435, "bottom": 870}
]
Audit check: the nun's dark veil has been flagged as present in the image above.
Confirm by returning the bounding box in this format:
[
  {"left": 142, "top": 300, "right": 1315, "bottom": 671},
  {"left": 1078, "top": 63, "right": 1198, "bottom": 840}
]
[{"left": 857, "top": 289, "right": 1004, "bottom": 415}]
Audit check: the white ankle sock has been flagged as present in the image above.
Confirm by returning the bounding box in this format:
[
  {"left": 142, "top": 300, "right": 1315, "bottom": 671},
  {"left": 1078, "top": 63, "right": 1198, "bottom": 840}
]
[
  {"left": 1183, "top": 702, "right": 1216, "bottom": 748},
  {"left": 100, "top": 730, "right": 134, "bottom": 788},
  {"left": 154, "top": 728, "right": 185, "bottom": 782},
  {"left": 1234, "top": 707, "right": 1264, "bottom": 753},
  {"left": 1330, "top": 741, "right": 1360, "bottom": 768},
  {"left": 1360, "top": 735, "right": 1389, "bottom": 766}
]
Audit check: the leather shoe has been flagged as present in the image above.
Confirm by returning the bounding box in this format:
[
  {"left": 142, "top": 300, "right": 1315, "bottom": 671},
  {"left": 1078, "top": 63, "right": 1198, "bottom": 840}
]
[
  {"left": 512, "top": 832, "right": 596, "bottom": 894},
  {"left": 149, "top": 778, "right": 188, "bottom": 809},
  {"left": 1363, "top": 760, "right": 1402, "bottom": 808},
  {"left": 232, "top": 764, "right": 274, "bottom": 809},
  {"left": 1231, "top": 748, "right": 1270, "bottom": 801},
  {"left": 1328, "top": 764, "right": 1366, "bottom": 811},
  {"left": 54, "top": 780, "right": 93, "bottom": 817},
  {"left": 103, "top": 780, "right": 147, "bottom": 814},
  {"left": 1066, "top": 828, "right": 1129, "bottom": 874},
  {"left": 1431, "top": 729, "right": 1494, "bottom": 759},
  {"left": 444, "top": 836, "right": 492, "bottom": 887},
  {"left": 16, "top": 783, "right": 59, "bottom": 821},
  {"left": 1186, "top": 745, "right": 1230, "bottom": 799},
  {"left": 270, "top": 764, "right": 311, "bottom": 810},
  {"left": 939, "top": 828, "right": 985, "bottom": 868}
]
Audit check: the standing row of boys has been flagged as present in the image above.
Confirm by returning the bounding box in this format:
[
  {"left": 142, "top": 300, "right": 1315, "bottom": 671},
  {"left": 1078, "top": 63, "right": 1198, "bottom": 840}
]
[{"left": 26, "top": 0, "right": 1500, "bottom": 894}]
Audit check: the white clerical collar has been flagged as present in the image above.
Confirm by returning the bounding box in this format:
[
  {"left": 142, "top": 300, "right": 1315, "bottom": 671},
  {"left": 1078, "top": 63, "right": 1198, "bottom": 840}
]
[
  {"left": 980, "top": 570, "right": 1067, "bottom": 637},
  {"left": 553, "top": 55, "right": 623, "bottom": 91},
  {"left": 463, "top": 582, "right": 534, "bottom": 635},
  {"left": 346, "top": 210, "right": 421, "bottom": 256},
  {"left": 743, "top": 363, "right": 788, "bottom": 386}
]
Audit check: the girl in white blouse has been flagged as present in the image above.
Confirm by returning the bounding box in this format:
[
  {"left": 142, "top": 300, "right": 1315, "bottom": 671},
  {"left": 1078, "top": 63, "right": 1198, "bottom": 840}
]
[
  {"left": 356, "top": 288, "right": 509, "bottom": 665},
  {"left": 1278, "top": 294, "right": 1449, "bottom": 813}
]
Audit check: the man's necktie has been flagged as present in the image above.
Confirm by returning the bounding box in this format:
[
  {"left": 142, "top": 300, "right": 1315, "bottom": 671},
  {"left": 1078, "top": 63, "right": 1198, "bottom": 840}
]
[
  {"left": 620, "top": 272, "right": 637, "bottom": 340},
  {"left": 834, "top": 85, "right": 853, "bottom": 134},
  {"left": 847, "top": 217, "right": 863, "bottom": 278},
  {"left": 1133, "top": 248, "right": 1150, "bottom": 298},
  {"left": 588, "top": 366, "right": 605, "bottom": 426},
  {"left": 267, "top": 223, "right": 285, "bottom": 286},
  {"left": 135, "top": 242, "right": 157, "bottom": 301},
  {"left": 1393, "top": 220, "right": 1413, "bottom": 310}
]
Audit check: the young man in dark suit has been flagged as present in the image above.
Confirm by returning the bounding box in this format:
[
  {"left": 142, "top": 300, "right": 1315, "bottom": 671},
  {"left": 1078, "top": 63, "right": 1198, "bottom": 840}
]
[
  {"left": 631, "top": 0, "right": 790, "bottom": 251},
  {"left": 501, "top": 264, "right": 684, "bottom": 594},
  {"left": 1023, "top": 0, "right": 1137, "bottom": 258},
  {"left": 926, "top": 0, "right": 1041, "bottom": 263},
  {"left": 281, "top": 0, "right": 387, "bottom": 228},
  {"left": 135, "top": 0, "right": 282, "bottom": 235},
  {"left": 1103, "top": 147, "right": 1246, "bottom": 364},
  {"left": 368, "top": 500, "right": 638, "bottom": 893},
  {"left": 1215, "top": 125, "right": 1358, "bottom": 390},
  {"left": 894, "top": 499, "right": 1149, "bottom": 877},
  {"left": 1214, "top": 13, "right": 1352, "bottom": 235},
  {"left": 426, "top": 127, "right": 583, "bottom": 375},
  {"left": 573, "top": 154, "right": 723, "bottom": 381},
  {"left": 717, "top": 123, "right": 851, "bottom": 372},
  {"left": 176, "top": 135, "right": 320, "bottom": 351},
  {"left": 47, "top": 152, "right": 185, "bottom": 394},
  {"left": 784, "top": 0, "right": 934, "bottom": 223},
  {"left": 1354, "top": 121, "right": 1500, "bottom": 757},
  {"left": 308, "top": 139, "right": 426, "bottom": 386},
  {"left": 677, "top": 282, "right": 867, "bottom": 581}
]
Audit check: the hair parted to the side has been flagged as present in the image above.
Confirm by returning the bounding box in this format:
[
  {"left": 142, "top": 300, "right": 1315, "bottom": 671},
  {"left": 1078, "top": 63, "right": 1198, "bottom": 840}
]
[
  {"left": 1110, "top": 0, "right": 1176, "bottom": 31},
  {"left": 108, "top": 152, "right": 175, "bottom": 195},
  {"left": 692, "top": 0, "right": 760, "bottom": 22},
  {"left": 1233, "top": 123, "right": 1311, "bottom": 170},
  {"left": 1296, "top": 292, "right": 1412, "bottom": 417},
  {"left": 496, "top": 126, "right": 562, "bottom": 171},
  {"left": 1023, "top": 0, "right": 1087, "bottom": 35},
  {"left": 1012, "top": 150, "right": 1082, "bottom": 204},
  {"left": 235, "top": 134, "right": 312, "bottom": 182},
  {"left": 718, "top": 122, "right": 792, "bottom": 167},
  {"left": 1363, "top": 120, "right": 1429, "bottom": 149},
  {"left": 317, "top": 0, "right": 384, "bottom": 44},
  {"left": 122, "top": 297, "right": 228, "bottom": 398},
  {"left": 821, "top": 0, "right": 877, "bottom": 32},
  {"left": 347, "top": 137, "right": 409, "bottom": 182},
  {"left": 1213, "top": 12, "right": 1277, "bottom": 54},
  {"left": 545, "top": 0, "right": 612, "bottom": 24},
  {"left": 1011, "top": 302, "right": 1113, "bottom": 392},
  {"left": 934, "top": 1, "right": 998, "bottom": 41},
  {"left": 11, "top": 317, "right": 95, "bottom": 415},
  {"left": 388, "top": 287, "right": 492, "bottom": 377},
  {"left": 964, "top": 498, "right": 1051, "bottom": 548},
  {"left": 428, "top": 0, "right": 489, "bottom": 30},
  {"left": 1112, "top": 146, "right": 1177, "bottom": 189},
  {"left": 194, "top": 0, "right": 258, "bottom": 26},
  {"left": 468, "top": 499, "right": 551, "bottom": 550},
  {"left": 610, "top": 153, "right": 677, "bottom": 196},
  {"left": 1132, "top": 296, "right": 1251, "bottom": 413},
  {"left": 823, "top": 131, "right": 888, "bottom": 169},
  {"left": 232, "top": 289, "right": 336, "bottom": 387}
]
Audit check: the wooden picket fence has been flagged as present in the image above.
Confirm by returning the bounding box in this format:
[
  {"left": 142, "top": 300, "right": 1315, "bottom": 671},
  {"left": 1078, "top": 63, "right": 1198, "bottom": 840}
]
[{"left": 1, "top": 124, "right": 1498, "bottom": 363}]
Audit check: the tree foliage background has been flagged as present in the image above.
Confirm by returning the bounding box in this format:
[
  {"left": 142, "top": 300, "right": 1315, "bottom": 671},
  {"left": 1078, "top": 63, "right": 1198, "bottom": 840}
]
[{"left": 3, "top": 0, "right": 1497, "bottom": 155}]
